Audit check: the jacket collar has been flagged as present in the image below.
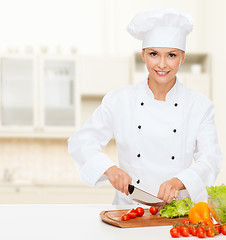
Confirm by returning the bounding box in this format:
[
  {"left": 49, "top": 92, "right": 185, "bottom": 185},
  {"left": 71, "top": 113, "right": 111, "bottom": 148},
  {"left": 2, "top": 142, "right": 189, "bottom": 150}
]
[{"left": 144, "top": 75, "right": 178, "bottom": 103}]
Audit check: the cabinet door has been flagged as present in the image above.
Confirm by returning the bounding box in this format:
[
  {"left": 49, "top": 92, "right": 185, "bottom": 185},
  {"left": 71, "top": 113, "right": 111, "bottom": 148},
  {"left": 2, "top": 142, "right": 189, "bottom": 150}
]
[
  {"left": 81, "top": 55, "right": 131, "bottom": 95},
  {"left": 0, "top": 57, "right": 35, "bottom": 126},
  {"left": 186, "top": 73, "right": 210, "bottom": 97},
  {"left": 178, "top": 73, "right": 211, "bottom": 98},
  {"left": 40, "top": 57, "right": 79, "bottom": 128}
]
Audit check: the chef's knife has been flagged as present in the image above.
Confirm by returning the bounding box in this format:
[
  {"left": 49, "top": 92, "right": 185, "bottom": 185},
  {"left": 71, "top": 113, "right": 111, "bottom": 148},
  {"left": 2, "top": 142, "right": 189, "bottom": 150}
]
[{"left": 128, "top": 184, "right": 166, "bottom": 207}]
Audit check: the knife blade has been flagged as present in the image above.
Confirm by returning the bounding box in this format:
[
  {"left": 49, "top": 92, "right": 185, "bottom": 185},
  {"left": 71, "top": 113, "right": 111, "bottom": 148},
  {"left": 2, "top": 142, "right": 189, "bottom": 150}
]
[{"left": 128, "top": 184, "right": 166, "bottom": 207}]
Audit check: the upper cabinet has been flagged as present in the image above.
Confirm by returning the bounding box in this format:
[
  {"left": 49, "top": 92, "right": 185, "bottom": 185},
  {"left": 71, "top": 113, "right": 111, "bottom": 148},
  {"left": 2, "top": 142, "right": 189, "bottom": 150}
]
[
  {"left": 0, "top": 54, "right": 131, "bottom": 138},
  {"left": 0, "top": 54, "right": 80, "bottom": 138},
  {"left": 80, "top": 55, "right": 131, "bottom": 96}
]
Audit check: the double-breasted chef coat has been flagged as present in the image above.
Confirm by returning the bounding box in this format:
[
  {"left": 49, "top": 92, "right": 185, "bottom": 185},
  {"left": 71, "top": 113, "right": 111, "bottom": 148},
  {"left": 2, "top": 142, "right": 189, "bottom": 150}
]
[{"left": 68, "top": 77, "right": 222, "bottom": 204}]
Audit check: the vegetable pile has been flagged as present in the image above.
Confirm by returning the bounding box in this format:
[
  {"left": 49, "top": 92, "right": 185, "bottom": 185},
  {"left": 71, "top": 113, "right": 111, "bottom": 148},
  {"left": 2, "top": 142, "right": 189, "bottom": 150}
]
[
  {"left": 159, "top": 197, "right": 194, "bottom": 218},
  {"left": 206, "top": 183, "right": 226, "bottom": 224},
  {"left": 170, "top": 198, "right": 226, "bottom": 238},
  {"left": 170, "top": 220, "right": 226, "bottom": 238}
]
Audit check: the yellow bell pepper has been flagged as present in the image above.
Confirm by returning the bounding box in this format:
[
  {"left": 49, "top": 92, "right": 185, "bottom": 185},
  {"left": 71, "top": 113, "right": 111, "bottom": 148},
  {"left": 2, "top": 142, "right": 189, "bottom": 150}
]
[{"left": 189, "top": 202, "right": 213, "bottom": 225}]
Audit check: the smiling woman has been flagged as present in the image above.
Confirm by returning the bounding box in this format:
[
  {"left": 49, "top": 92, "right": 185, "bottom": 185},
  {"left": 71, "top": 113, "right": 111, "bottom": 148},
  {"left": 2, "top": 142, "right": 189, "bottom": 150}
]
[{"left": 68, "top": 8, "right": 222, "bottom": 206}]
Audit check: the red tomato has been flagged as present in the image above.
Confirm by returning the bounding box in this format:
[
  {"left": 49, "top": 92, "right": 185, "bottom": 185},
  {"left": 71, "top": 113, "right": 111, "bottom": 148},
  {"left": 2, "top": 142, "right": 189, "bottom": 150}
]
[
  {"left": 213, "top": 223, "right": 220, "bottom": 235},
  {"left": 180, "top": 226, "right": 190, "bottom": 237},
  {"left": 149, "top": 206, "right": 158, "bottom": 215},
  {"left": 179, "top": 224, "right": 185, "bottom": 231},
  {"left": 128, "top": 212, "right": 137, "bottom": 218},
  {"left": 170, "top": 227, "right": 180, "bottom": 238},
  {"left": 129, "top": 208, "right": 135, "bottom": 213},
  {"left": 221, "top": 224, "right": 226, "bottom": 235},
  {"left": 190, "top": 226, "right": 198, "bottom": 236},
  {"left": 197, "top": 227, "right": 206, "bottom": 238},
  {"left": 182, "top": 219, "right": 191, "bottom": 225},
  {"left": 121, "top": 214, "right": 130, "bottom": 221},
  {"left": 200, "top": 222, "right": 207, "bottom": 228},
  {"left": 135, "top": 207, "right": 144, "bottom": 217},
  {"left": 206, "top": 226, "right": 215, "bottom": 237}
]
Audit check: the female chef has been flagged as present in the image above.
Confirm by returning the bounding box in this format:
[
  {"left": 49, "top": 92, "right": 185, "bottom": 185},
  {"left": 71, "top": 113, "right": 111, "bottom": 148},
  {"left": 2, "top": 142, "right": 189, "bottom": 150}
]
[{"left": 68, "top": 8, "right": 222, "bottom": 204}]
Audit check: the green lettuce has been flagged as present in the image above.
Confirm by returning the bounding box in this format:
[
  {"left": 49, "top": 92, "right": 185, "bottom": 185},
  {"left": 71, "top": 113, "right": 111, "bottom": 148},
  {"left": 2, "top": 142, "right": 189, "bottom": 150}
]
[
  {"left": 159, "top": 197, "right": 194, "bottom": 218},
  {"left": 206, "top": 184, "right": 226, "bottom": 223}
]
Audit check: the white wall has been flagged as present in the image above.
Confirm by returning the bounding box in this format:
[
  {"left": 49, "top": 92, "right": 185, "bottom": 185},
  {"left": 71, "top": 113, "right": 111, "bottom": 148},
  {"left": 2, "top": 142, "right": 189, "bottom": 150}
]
[{"left": 0, "top": 0, "right": 103, "bottom": 54}]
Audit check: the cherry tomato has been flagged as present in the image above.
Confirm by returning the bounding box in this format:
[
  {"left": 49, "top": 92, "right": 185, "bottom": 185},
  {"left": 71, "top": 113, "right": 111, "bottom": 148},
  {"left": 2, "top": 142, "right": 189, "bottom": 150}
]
[
  {"left": 170, "top": 227, "right": 180, "bottom": 238},
  {"left": 221, "top": 224, "right": 226, "bottom": 235},
  {"left": 183, "top": 219, "right": 191, "bottom": 225},
  {"left": 180, "top": 226, "right": 190, "bottom": 237},
  {"left": 179, "top": 224, "right": 185, "bottom": 231},
  {"left": 206, "top": 226, "right": 215, "bottom": 237},
  {"left": 197, "top": 227, "right": 206, "bottom": 238},
  {"left": 190, "top": 226, "right": 198, "bottom": 236},
  {"left": 149, "top": 206, "right": 158, "bottom": 215},
  {"left": 135, "top": 207, "right": 144, "bottom": 217},
  {"left": 200, "top": 222, "right": 207, "bottom": 228},
  {"left": 128, "top": 212, "right": 137, "bottom": 218},
  {"left": 121, "top": 214, "right": 130, "bottom": 221},
  {"left": 129, "top": 208, "right": 135, "bottom": 213},
  {"left": 213, "top": 223, "right": 220, "bottom": 235}
]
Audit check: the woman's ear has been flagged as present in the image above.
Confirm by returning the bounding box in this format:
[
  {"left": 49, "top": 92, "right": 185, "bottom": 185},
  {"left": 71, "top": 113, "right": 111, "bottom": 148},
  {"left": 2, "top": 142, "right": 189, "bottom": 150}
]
[
  {"left": 141, "top": 49, "right": 146, "bottom": 62},
  {"left": 181, "top": 51, "right": 186, "bottom": 64}
]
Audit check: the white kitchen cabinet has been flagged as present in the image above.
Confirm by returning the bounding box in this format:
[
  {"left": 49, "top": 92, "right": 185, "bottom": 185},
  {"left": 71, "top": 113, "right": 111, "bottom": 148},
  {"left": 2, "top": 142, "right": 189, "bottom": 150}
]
[
  {"left": 0, "top": 53, "right": 132, "bottom": 138},
  {"left": 80, "top": 55, "right": 131, "bottom": 96},
  {"left": 0, "top": 54, "right": 80, "bottom": 138},
  {"left": 177, "top": 73, "right": 211, "bottom": 98}
]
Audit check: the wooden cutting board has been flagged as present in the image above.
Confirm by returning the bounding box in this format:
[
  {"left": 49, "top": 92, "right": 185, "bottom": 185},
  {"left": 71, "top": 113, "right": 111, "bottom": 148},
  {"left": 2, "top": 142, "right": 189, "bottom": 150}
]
[{"left": 100, "top": 208, "right": 188, "bottom": 228}]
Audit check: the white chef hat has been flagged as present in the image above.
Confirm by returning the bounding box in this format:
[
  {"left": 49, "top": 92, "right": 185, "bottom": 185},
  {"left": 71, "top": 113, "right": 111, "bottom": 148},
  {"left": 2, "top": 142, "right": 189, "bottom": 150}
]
[{"left": 126, "top": 8, "right": 194, "bottom": 51}]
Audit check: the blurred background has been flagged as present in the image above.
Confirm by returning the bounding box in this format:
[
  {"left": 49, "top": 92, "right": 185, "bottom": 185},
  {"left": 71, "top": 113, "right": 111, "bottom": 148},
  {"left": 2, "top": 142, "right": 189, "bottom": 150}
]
[{"left": 0, "top": 0, "right": 225, "bottom": 204}]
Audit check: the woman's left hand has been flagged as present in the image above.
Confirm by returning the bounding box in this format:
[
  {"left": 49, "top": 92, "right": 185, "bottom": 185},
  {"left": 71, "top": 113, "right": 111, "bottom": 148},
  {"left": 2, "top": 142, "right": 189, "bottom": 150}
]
[{"left": 157, "top": 178, "right": 185, "bottom": 204}]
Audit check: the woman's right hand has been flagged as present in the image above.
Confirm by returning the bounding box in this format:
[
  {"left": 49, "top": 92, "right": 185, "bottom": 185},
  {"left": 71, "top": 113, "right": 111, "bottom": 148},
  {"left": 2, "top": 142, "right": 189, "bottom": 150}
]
[{"left": 104, "top": 166, "right": 132, "bottom": 195}]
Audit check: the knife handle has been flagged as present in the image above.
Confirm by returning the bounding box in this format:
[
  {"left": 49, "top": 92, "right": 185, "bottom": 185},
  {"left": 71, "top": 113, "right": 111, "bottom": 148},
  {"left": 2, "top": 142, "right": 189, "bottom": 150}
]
[{"left": 128, "top": 184, "right": 134, "bottom": 194}]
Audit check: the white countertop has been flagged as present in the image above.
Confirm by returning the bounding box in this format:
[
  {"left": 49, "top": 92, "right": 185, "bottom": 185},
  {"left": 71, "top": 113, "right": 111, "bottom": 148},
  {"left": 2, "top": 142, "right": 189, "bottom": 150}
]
[{"left": 0, "top": 204, "right": 224, "bottom": 240}]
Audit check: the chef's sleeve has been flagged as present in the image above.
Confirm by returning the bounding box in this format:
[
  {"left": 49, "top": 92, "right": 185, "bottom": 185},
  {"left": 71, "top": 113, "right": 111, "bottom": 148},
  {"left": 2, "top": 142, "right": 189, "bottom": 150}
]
[
  {"left": 175, "top": 102, "right": 222, "bottom": 202},
  {"left": 68, "top": 92, "right": 116, "bottom": 187}
]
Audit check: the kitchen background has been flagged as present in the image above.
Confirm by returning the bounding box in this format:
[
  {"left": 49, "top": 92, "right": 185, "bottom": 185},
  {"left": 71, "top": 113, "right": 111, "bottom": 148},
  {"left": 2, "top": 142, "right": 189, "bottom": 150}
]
[{"left": 0, "top": 0, "right": 225, "bottom": 203}]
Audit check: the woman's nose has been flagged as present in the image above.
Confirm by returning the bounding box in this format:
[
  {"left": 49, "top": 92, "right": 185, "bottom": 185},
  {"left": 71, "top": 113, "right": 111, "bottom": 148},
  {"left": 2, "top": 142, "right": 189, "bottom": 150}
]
[{"left": 158, "top": 57, "right": 167, "bottom": 69}]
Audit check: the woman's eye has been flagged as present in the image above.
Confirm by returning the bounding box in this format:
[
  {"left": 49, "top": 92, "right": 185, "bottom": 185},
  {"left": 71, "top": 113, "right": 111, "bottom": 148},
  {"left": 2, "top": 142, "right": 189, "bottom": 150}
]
[
  {"left": 150, "top": 52, "right": 157, "bottom": 56},
  {"left": 169, "top": 53, "right": 176, "bottom": 58}
]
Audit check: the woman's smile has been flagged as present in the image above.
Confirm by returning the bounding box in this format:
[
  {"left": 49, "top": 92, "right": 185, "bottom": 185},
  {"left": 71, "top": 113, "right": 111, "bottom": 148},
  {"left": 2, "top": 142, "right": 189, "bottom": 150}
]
[{"left": 155, "top": 70, "right": 170, "bottom": 76}]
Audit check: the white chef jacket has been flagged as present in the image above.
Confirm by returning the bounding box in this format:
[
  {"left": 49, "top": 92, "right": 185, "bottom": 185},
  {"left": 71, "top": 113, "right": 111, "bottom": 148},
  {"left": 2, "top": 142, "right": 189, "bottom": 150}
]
[{"left": 68, "top": 77, "right": 222, "bottom": 204}]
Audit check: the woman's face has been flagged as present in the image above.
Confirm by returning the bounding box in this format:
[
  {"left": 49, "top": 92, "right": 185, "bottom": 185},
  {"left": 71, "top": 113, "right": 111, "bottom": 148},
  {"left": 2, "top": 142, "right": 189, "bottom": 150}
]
[{"left": 142, "top": 47, "right": 185, "bottom": 86}]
